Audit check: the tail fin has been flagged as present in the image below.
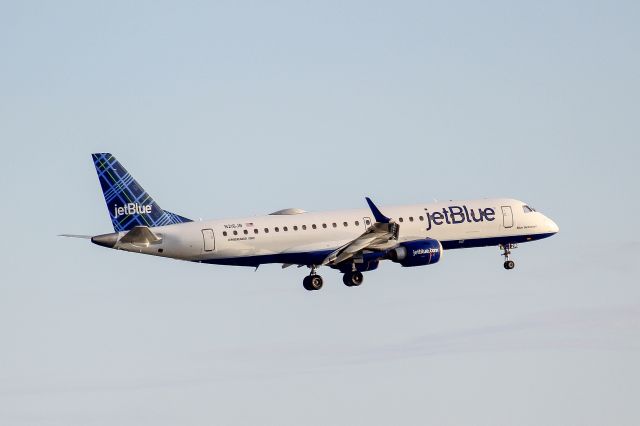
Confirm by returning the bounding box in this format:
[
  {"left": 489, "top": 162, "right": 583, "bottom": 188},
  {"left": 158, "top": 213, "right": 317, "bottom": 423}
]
[{"left": 92, "top": 153, "right": 192, "bottom": 232}]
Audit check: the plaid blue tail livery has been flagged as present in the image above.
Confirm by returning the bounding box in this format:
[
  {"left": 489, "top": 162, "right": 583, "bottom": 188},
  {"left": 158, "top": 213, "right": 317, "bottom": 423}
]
[{"left": 92, "top": 153, "right": 192, "bottom": 232}]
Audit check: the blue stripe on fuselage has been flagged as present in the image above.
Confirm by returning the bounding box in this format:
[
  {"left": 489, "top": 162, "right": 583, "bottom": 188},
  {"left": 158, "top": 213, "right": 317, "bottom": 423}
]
[
  {"left": 200, "top": 250, "right": 334, "bottom": 267},
  {"left": 199, "top": 232, "right": 556, "bottom": 267},
  {"left": 440, "top": 232, "right": 556, "bottom": 250}
]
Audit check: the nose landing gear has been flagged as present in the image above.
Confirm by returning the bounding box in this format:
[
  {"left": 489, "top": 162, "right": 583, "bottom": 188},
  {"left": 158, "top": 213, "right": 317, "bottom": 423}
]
[{"left": 501, "top": 244, "right": 517, "bottom": 270}]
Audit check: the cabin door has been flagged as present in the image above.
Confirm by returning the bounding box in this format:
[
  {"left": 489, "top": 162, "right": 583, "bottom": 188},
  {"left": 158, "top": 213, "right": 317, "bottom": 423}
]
[
  {"left": 202, "top": 229, "right": 215, "bottom": 252},
  {"left": 501, "top": 206, "right": 513, "bottom": 228}
]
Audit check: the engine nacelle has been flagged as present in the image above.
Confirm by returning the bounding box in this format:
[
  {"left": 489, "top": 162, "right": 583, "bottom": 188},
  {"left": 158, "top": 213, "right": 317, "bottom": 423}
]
[{"left": 387, "top": 239, "right": 443, "bottom": 267}]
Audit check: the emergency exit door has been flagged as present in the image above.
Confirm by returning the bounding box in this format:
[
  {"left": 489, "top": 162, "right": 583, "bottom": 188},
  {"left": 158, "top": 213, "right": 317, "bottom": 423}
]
[{"left": 363, "top": 216, "right": 372, "bottom": 230}]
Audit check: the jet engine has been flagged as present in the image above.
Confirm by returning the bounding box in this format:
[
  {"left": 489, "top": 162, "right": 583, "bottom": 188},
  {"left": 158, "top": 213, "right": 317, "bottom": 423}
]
[{"left": 387, "top": 239, "right": 443, "bottom": 267}]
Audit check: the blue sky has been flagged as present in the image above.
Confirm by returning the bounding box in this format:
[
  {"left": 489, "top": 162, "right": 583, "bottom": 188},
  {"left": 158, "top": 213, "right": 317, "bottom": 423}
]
[{"left": 1, "top": 1, "right": 639, "bottom": 425}]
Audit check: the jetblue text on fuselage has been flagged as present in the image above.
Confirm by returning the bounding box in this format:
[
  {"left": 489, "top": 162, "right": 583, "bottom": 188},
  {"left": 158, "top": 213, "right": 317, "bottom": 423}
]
[
  {"left": 424, "top": 206, "right": 495, "bottom": 231},
  {"left": 113, "top": 203, "right": 152, "bottom": 218}
]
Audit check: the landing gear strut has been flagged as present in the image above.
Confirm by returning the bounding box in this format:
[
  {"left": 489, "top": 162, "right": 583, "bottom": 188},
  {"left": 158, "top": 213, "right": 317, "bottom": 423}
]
[
  {"left": 501, "top": 244, "right": 517, "bottom": 270},
  {"left": 303, "top": 265, "right": 323, "bottom": 291},
  {"left": 343, "top": 271, "right": 364, "bottom": 287}
]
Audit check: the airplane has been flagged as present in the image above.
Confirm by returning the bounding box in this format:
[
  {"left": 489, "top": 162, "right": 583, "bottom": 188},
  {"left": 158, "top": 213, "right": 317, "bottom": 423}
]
[{"left": 61, "top": 153, "right": 559, "bottom": 291}]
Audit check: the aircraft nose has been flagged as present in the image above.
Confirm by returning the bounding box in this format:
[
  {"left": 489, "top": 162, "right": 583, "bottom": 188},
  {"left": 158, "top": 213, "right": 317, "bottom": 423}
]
[{"left": 546, "top": 217, "right": 559, "bottom": 234}]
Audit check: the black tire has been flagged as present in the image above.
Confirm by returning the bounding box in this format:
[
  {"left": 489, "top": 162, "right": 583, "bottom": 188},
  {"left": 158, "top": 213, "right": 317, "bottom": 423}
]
[
  {"left": 343, "top": 272, "right": 364, "bottom": 287},
  {"left": 303, "top": 276, "right": 313, "bottom": 291},
  {"left": 342, "top": 273, "right": 351, "bottom": 287},
  {"left": 350, "top": 271, "right": 363, "bottom": 286},
  {"left": 309, "top": 275, "right": 323, "bottom": 290},
  {"left": 504, "top": 260, "right": 515, "bottom": 270},
  {"left": 342, "top": 273, "right": 353, "bottom": 287}
]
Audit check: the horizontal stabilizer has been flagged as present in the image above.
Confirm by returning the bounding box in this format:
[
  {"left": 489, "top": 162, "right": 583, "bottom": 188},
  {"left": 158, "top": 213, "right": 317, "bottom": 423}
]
[{"left": 119, "top": 226, "right": 162, "bottom": 245}]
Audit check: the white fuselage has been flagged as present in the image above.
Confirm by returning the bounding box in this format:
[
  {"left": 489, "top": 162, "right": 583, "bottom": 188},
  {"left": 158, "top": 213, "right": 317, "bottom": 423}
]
[{"left": 109, "top": 198, "right": 559, "bottom": 267}]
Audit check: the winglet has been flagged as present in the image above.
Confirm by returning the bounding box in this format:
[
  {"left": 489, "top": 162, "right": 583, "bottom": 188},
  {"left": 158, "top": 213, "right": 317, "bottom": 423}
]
[{"left": 365, "top": 197, "right": 391, "bottom": 223}]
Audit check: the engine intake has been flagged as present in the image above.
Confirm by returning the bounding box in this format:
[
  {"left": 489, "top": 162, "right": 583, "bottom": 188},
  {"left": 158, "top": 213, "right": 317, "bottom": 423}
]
[{"left": 387, "top": 239, "right": 442, "bottom": 267}]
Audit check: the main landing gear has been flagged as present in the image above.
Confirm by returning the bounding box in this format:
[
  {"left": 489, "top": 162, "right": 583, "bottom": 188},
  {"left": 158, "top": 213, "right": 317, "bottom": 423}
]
[
  {"left": 302, "top": 266, "right": 366, "bottom": 290},
  {"left": 303, "top": 265, "right": 323, "bottom": 291},
  {"left": 501, "top": 244, "right": 517, "bottom": 270},
  {"left": 343, "top": 271, "right": 364, "bottom": 287}
]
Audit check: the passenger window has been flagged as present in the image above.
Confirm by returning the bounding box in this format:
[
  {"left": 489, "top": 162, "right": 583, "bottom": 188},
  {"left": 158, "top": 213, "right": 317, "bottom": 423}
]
[
  {"left": 275, "top": 227, "right": 280, "bottom": 232},
  {"left": 264, "top": 228, "right": 269, "bottom": 233},
  {"left": 283, "top": 226, "right": 288, "bottom": 231},
  {"left": 409, "top": 217, "right": 414, "bottom": 222},
  {"left": 399, "top": 217, "right": 404, "bottom": 223},
  {"left": 233, "top": 230, "right": 238, "bottom": 235},
  {"left": 365, "top": 219, "right": 371, "bottom": 225},
  {"left": 254, "top": 229, "right": 258, "bottom": 234},
  {"left": 343, "top": 221, "right": 348, "bottom": 227},
  {"left": 293, "top": 225, "right": 298, "bottom": 231},
  {"left": 332, "top": 223, "right": 337, "bottom": 228},
  {"left": 223, "top": 231, "right": 228, "bottom": 236},
  {"left": 355, "top": 221, "right": 359, "bottom": 226},
  {"left": 312, "top": 224, "right": 317, "bottom": 229},
  {"left": 302, "top": 225, "right": 307, "bottom": 230},
  {"left": 322, "top": 224, "right": 327, "bottom": 228},
  {"left": 419, "top": 216, "right": 424, "bottom": 221},
  {"left": 243, "top": 230, "right": 248, "bottom": 235}
]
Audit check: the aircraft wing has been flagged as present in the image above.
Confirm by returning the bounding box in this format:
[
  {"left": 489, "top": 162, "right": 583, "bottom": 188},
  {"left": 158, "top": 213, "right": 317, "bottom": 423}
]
[{"left": 321, "top": 198, "right": 399, "bottom": 266}]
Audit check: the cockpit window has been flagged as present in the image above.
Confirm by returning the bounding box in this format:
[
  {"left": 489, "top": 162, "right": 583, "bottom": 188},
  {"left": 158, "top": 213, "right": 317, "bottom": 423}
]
[{"left": 523, "top": 205, "right": 536, "bottom": 213}]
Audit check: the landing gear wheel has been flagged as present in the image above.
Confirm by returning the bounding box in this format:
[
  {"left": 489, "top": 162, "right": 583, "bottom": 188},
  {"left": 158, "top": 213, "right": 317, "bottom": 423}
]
[
  {"left": 303, "top": 276, "right": 312, "bottom": 290},
  {"left": 343, "top": 271, "right": 364, "bottom": 287},
  {"left": 303, "top": 275, "right": 323, "bottom": 291},
  {"left": 500, "top": 244, "right": 517, "bottom": 270},
  {"left": 504, "top": 260, "right": 515, "bottom": 270},
  {"left": 342, "top": 274, "right": 351, "bottom": 287}
]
